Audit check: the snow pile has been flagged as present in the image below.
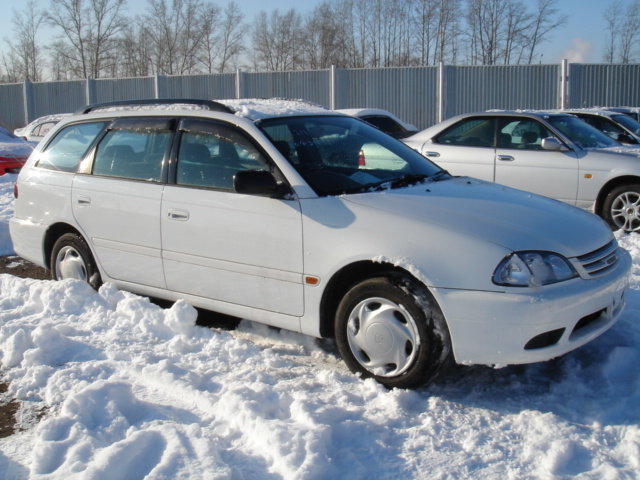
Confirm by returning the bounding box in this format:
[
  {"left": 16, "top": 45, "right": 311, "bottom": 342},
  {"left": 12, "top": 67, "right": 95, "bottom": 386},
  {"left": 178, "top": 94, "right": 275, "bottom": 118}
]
[{"left": 0, "top": 174, "right": 639, "bottom": 478}]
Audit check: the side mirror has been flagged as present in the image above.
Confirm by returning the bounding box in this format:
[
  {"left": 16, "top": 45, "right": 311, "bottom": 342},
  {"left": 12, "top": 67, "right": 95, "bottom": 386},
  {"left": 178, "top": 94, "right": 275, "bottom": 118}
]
[
  {"left": 617, "top": 133, "right": 637, "bottom": 145},
  {"left": 541, "top": 137, "right": 567, "bottom": 151},
  {"left": 234, "top": 169, "right": 287, "bottom": 197}
]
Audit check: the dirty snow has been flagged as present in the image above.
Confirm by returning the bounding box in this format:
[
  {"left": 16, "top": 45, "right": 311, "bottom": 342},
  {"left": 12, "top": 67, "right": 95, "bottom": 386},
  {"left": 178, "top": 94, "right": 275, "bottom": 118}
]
[{"left": 0, "top": 173, "right": 639, "bottom": 479}]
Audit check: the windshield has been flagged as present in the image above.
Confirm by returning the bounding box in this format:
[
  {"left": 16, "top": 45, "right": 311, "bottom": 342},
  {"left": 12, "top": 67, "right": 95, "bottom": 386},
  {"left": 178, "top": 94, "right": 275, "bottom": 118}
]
[
  {"left": 612, "top": 114, "right": 640, "bottom": 136},
  {"left": 259, "top": 115, "right": 443, "bottom": 195},
  {"left": 545, "top": 115, "right": 619, "bottom": 149}
]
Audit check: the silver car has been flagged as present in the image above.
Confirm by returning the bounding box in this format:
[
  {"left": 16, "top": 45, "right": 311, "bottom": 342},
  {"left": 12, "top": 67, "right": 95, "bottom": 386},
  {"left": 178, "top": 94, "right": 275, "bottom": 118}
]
[
  {"left": 404, "top": 111, "right": 640, "bottom": 232},
  {"left": 564, "top": 108, "right": 640, "bottom": 145}
]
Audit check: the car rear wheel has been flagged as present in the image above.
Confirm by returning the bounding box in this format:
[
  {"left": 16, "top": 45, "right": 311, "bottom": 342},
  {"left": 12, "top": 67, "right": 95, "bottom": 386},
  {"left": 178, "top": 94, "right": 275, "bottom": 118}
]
[
  {"left": 334, "top": 274, "right": 450, "bottom": 389},
  {"left": 603, "top": 184, "right": 640, "bottom": 232},
  {"left": 51, "top": 233, "right": 102, "bottom": 289}
]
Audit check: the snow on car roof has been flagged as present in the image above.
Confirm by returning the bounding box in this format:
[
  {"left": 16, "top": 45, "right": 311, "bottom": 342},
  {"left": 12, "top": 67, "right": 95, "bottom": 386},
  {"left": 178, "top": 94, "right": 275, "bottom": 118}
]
[{"left": 218, "top": 98, "right": 333, "bottom": 120}]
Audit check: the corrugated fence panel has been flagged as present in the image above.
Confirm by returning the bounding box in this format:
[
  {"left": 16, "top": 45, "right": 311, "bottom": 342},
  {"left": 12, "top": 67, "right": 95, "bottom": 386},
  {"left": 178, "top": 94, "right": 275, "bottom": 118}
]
[
  {"left": 444, "top": 65, "right": 560, "bottom": 119},
  {"left": 0, "top": 83, "right": 25, "bottom": 129},
  {"left": 569, "top": 64, "right": 640, "bottom": 108},
  {"left": 1, "top": 64, "right": 638, "bottom": 130},
  {"left": 31, "top": 80, "right": 87, "bottom": 119},
  {"left": 337, "top": 67, "right": 439, "bottom": 129},
  {"left": 166, "top": 74, "right": 236, "bottom": 99},
  {"left": 95, "top": 77, "right": 155, "bottom": 103},
  {"left": 244, "top": 70, "right": 331, "bottom": 107}
]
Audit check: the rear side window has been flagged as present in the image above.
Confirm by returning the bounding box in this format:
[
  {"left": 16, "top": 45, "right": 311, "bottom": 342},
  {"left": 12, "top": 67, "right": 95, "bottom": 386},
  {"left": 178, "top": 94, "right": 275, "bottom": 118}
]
[
  {"left": 92, "top": 117, "right": 174, "bottom": 182},
  {"left": 435, "top": 118, "right": 496, "bottom": 147},
  {"left": 37, "top": 122, "right": 108, "bottom": 173}
]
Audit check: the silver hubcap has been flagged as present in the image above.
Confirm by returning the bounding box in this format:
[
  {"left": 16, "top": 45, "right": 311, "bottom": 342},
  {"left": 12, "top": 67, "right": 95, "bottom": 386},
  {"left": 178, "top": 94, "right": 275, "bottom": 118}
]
[
  {"left": 55, "top": 246, "right": 88, "bottom": 281},
  {"left": 611, "top": 191, "right": 640, "bottom": 231},
  {"left": 346, "top": 297, "right": 420, "bottom": 377}
]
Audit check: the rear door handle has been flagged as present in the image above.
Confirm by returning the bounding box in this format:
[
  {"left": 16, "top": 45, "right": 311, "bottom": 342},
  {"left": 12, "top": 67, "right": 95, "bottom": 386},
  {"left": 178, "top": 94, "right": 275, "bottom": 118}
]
[
  {"left": 77, "top": 195, "right": 91, "bottom": 205},
  {"left": 498, "top": 155, "right": 514, "bottom": 162},
  {"left": 424, "top": 151, "right": 440, "bottom": 158}
]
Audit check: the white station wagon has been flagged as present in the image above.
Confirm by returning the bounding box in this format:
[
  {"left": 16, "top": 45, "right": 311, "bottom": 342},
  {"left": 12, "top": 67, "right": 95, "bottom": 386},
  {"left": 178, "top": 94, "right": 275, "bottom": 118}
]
[{"left": 10, "top": 99, "right": 631, "bottom": 389}]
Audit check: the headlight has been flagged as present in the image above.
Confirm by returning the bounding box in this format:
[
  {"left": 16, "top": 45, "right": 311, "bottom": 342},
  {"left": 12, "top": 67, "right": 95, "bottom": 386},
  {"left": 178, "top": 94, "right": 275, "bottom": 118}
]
[{"left": 493, "top": 251, "right": 578, "bottom": 287}]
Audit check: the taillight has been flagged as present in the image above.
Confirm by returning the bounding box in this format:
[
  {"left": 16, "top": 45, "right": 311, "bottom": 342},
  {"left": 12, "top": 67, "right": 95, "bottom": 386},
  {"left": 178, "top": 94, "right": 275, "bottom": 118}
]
[
  {"left": 13, "top": 183, "right": 18, "bottom": 199},
  {"left": 358, "top": 149, "right": 365, "bottom": 166}
]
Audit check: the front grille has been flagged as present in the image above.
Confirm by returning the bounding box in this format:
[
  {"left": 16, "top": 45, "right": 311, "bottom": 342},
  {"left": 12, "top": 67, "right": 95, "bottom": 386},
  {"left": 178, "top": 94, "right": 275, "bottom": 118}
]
[
  {"left": 576, "top": 240, "right": 620, "bottom": 278},
  {"left": 524, "top": 328, "right": 565, "bottom": 350}
]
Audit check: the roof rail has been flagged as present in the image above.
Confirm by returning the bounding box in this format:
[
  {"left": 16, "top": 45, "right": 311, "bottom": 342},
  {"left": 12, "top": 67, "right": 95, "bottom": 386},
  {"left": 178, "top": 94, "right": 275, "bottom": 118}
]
[{"left": 75, "top": 99, "right": 233, "bottom": 115}]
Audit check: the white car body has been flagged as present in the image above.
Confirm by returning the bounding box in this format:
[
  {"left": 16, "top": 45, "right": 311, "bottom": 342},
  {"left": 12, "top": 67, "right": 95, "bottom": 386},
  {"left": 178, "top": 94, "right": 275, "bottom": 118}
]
[
  {"left": 336, "top": 108, "right": 419, "bottom": 139},
  {"left": 14, "top": 113, "right": 72, "bottom": 144},
  {"left": 404, "top": 111, "right": 640, "bottom": 231},
  {"left": 10, "top": 99, "right": 631, "bottom": 388}
]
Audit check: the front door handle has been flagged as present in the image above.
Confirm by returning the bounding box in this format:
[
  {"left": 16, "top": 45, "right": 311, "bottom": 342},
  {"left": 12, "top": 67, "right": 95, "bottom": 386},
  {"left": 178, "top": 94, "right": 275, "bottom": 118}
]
[
  {"left": 167, "top": 209, "right": 189, "bottom": 221},
  {"left": 424, "top": 151, "right": 440, "bottom": 158},
  {"left": 77, "top": 195, "right": 91, "bottom": 205},
  {"left": 498, "top": 155, "right": 514, "bottom": 162}
]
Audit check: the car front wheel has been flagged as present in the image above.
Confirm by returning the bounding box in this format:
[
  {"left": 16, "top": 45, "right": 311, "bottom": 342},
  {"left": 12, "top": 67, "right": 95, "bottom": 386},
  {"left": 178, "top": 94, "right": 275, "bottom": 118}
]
[
  {"left": 334, "top": 274, "right": 450, "bottom": 389},
  {"left": 51, "top": 233, "right": 102, "bottom": 289},
  {"left": 603, "top": 184, "right": 640, "bottom": 232}
]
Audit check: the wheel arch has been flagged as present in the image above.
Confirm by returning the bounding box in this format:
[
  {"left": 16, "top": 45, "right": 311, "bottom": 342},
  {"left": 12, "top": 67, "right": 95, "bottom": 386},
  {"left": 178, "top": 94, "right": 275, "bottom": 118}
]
[
  {"left": 44, "top": 223, "right": 86, "bottom": 270},
  {"left": 318, "top": 260, "right": 439, "bottom": 339},
  {"left": 595, "top": 175, "right": 640, "bottom": 217}
]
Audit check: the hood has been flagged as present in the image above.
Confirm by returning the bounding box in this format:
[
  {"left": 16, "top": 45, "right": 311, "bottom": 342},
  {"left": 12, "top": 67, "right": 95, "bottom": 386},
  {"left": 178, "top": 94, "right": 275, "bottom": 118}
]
[{"left": 344, "top": 177, "right": 613, "bottom": 257}]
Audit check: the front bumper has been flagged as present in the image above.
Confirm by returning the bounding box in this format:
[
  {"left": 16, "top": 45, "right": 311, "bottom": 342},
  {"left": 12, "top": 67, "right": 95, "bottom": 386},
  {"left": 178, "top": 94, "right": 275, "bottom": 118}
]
[{"left": 434, "top": 248, "right": 631, "bottom": 366}]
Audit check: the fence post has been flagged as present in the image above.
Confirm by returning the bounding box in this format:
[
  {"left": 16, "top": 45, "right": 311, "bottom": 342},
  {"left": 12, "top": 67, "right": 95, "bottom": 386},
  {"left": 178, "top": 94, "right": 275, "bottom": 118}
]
[
  {"left": 330, "top": 65, "right": 337, "bottom": 110},
  {"left": 560, "top": 59, "right": 569, "bottom": 109},
  {"left": 86, "top": 78, "right": 97, "bottom": 105},
  {"left": 155, "top": 74, "right": 167, "bottom": 99},
  {"left": 23, "top": 80, "right": 34, "bottom": 124},
  {"left": 235, "top": 69, "right": 244, "bottom": 99},
  {"left": 438, "top": 62, "right": 445, "bottom": 123}
]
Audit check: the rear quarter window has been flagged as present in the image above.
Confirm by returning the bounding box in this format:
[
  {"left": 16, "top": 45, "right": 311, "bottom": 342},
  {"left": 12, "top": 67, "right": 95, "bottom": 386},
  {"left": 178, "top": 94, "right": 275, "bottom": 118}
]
[{"left": 37, "top": 122, "right": 108, "bottom": 173}]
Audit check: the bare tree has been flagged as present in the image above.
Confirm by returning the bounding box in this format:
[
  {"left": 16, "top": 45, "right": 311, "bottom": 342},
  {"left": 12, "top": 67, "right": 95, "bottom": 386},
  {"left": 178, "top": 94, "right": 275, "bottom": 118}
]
[
  {"left": 523, "top": 0, "right": 567, "bottom": 64},
  {"left": 198, "top": 1, "right": 247, "bottom": 73},
  {"left": 301, "top": 1, "right": 346, "bottom": 69},
  {"left": 251, "top": 9, "right": 303, "bottom": 71},
  {"left": 47, "top": 0, "right": 128, "bottom": 79},
  {"left": 3, "top": 1, "right": 47, "bottom": 82},
  {"left": 603, "top": 2, "right": 621, "bottom": 63},
  {"left": 619, "top": 0, "right": 640, "bottom": 63}
]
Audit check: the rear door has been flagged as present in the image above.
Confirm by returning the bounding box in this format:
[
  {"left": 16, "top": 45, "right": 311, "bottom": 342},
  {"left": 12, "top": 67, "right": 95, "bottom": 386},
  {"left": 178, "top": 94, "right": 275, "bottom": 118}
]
[
  {"left": 72, "top": 117, "right": 174, "bottom": 288},
  {"left": 423, "top": 117, "right": 497, "bottom": 181}
]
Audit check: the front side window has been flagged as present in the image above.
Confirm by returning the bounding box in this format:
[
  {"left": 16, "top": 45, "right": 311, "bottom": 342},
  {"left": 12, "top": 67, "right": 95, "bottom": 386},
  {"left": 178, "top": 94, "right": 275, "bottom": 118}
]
[
  {"left": 498, "top": 118, "right": 554, "bottom": 150},
  {"left": 176, "top": 118, "right": 270, "bottom": 190},
  {"left": 93, "top": 117, "right": 173, "bottom": 182},
  {"left": 435, "top": 118, "right": 496, "bottom": 147},
  {"left": 37, "top": 122, "right": 108, "bottom": 173}
]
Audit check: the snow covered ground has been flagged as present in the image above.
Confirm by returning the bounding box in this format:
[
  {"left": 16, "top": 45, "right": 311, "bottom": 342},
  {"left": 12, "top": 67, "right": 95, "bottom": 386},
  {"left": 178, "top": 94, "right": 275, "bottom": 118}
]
[{"left": 0, "top": 172, "right": 639, "bottom": 479}]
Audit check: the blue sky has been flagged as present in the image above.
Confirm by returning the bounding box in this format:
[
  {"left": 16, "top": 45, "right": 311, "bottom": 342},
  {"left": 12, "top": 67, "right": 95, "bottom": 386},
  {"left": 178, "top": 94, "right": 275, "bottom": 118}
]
[{"left": 0, "top": 0, "right": 613, "bottom": 66}]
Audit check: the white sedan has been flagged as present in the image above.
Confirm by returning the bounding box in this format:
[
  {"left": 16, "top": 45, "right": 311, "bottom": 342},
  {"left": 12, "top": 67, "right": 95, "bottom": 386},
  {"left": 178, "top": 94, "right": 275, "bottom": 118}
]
[{"left": 404, "top": 111, "right": 640, "bottom": 231}]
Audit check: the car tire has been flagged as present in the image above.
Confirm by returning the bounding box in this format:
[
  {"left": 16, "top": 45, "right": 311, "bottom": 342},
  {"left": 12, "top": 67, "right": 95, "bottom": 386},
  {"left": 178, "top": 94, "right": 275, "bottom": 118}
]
[
  {"left": 51, "top": 233, "right": 102, "bottom": 289},
  {"left": 602, "top": 184, "right": 640, "bottom": 232},
  {"left": 334, "top": 274, "right": 450, "bottom": 389}
]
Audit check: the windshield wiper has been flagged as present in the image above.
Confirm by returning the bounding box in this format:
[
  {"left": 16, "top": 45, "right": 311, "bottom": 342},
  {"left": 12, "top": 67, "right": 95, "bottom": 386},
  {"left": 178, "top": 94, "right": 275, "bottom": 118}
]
[
  {"left": 428, "top": 169, "right": 450, "bottom": 182},
  {"left": 387, "top": 173, "right": 430, "bottom": 188}
]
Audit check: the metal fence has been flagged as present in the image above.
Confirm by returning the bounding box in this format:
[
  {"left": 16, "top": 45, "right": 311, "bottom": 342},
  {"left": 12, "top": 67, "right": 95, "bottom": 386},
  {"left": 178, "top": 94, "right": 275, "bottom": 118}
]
[{"left": 2, "top": 62, "right": 639, "bottom": 131}]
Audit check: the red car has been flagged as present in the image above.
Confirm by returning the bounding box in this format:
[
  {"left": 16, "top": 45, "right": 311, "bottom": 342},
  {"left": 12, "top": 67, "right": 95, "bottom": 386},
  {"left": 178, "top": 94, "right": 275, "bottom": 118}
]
[{"left": 0, "top": 126, "right": 34, "bottom": 175}]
